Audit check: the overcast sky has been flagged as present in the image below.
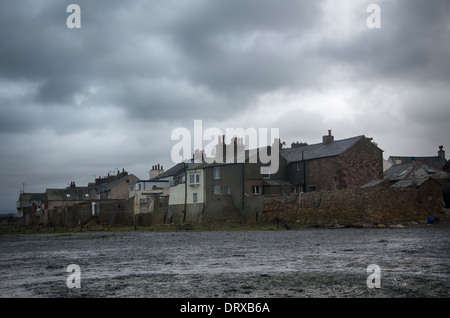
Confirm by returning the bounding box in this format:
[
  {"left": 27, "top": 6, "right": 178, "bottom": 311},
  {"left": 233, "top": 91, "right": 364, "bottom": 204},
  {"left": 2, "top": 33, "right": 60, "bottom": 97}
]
[{"left": 1, "top": 0, "right": 449, "bottom": 214}]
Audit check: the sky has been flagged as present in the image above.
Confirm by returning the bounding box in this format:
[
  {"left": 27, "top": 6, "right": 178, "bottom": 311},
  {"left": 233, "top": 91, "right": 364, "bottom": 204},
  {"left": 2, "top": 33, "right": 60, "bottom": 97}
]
[{"left": 1, "top": 0, "right": 449, "bottom": 214}]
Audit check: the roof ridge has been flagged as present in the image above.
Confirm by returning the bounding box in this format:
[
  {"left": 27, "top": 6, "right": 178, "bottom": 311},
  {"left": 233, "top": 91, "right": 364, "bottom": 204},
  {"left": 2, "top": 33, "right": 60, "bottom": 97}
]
[{"left": 281, "top": 134, "right": 364, "bottom": 150}]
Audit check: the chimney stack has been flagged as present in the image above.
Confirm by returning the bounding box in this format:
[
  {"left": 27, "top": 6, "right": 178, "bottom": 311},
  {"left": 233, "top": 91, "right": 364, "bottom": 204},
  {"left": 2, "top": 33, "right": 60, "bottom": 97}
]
[
  {"left": 291, "top": 141, "right": 308, "bottom": 148},
  {"left": 438, "top": 145, "right": 445, "bottom": 160},
  {"left": 149, "top": 164, "right": 164, "bottom": 180},
  {"left": 322, "top": 130, "right": 334, "bottom": 145}
]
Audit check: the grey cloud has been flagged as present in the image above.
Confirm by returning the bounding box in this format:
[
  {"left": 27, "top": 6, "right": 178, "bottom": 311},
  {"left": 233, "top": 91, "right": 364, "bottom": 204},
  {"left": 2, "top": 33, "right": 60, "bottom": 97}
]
[
  {"left": 169, "top": 1, "right": 324, "bottom": 91},
  {"left": 316, "top": 0, "right": 450, "bottom": 84},
  {"left": 1, "top": 0, "right": 449, "bottom": 213}
]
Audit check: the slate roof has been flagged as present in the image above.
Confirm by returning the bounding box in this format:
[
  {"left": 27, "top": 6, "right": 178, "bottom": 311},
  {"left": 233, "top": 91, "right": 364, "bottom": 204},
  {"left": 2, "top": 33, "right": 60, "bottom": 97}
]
[
  {"left": 18, "top": 193, "right": 46, "bottom": 202},
  {"left": 390, "top": 178, "right": 430, "bottom": 188},
  {"left": 363, "top": 160, "right": 450, "bottom": 188},
  {"left": 46, "top": 187, "right": 95, "bottom": 201},
  {"left": 95, "top": 174, "right": 137, "bottom": 193},
  {"left": 151, "top": 162, "right": 201, "bottom": 179},
  {"left": 280, "top": 135, "right": 365, "bottom": 164},
  {"left": 189, "top": 146, "right": 273, "bottom": 170},
  {"left": 443, "top": 160, "right": 450, "bottom": 172},
  {"left": 383, "top": 160, "right": 450, "bottom": 182},
  {"left": 388, "top": 156, "right": 447, "bottom": 169}
]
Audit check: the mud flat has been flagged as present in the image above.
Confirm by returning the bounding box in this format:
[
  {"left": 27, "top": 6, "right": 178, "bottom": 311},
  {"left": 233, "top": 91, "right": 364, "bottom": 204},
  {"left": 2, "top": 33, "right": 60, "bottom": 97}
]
[{"left": 0, "top": 224, "right": 448, "bottom": 298}]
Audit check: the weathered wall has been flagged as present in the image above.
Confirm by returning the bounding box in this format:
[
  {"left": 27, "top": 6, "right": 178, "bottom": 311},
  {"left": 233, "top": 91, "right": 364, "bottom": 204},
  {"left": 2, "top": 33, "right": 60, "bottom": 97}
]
[
  {"left": 286, "top": 138, "right": 383, "bottom": 192},
  {"left": 336, "top": 138, "right": 384, "bottom": 189},
  {"left": 204, "top": 164, "right": 244, "bottom": 214},
  {"left": 261, "top": 180, "right": 445, "bottom": 227},
  {"left": 168, "top": 204, "right": 184, "bottom": 224},
  {"left": 109, "top": 175, "right": 140, "bottom": 199},
  {"left": 43, "top": 199, "right": 134, "bottom": 229},
  {"left": 242, "top": 195, "right": 264, "bottom": 223},
  {"left": 167, "top": 202, "right": 203, "bottom": 224},
  {"left": 202, "top": 195, "right": 245, "bottom": 223},
  {"left": 244, "top": 155, "right": 288, "bottom": 185}
]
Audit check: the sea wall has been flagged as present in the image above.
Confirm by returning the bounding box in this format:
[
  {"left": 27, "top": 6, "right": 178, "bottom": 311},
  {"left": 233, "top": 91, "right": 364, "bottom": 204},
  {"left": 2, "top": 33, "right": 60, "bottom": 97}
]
[{"left": 262, "top": 180, "right": 445, "bottom": 227}]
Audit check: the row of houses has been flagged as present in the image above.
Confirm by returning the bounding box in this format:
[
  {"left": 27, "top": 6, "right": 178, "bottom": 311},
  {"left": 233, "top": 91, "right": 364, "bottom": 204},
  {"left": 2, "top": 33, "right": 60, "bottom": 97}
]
[
  {"left": 17, "top": 170, "right": 139, "bottom": 218},
  {"left": 17, "top": 130, "right": 450, "bottom": 226}
]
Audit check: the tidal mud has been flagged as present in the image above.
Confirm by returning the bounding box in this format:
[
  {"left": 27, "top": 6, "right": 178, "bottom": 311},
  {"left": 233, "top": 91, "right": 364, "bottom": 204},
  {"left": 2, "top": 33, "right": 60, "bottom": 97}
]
[{"left": 0, "top": 224, "right": 448, "bottom": 298}]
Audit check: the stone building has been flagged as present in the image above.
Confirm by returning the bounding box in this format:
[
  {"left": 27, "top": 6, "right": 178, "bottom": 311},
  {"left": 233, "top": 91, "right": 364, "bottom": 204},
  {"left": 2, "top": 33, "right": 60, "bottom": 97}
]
[
  {"left": 388, "top": 145, "right": 447, "bottom": 168},
  {"left": 94, "top": 170, "right": 139, "bottom": 200},
  {"left": 45, "top": 181, "right": 98, "bottom": 211},
  {"left": 281, "top": 130, "right": 384, "bottom": 192},
  {"left": 129, "top": 179, "right": 170, "bottom": 215},
  {"left": 16, "top": 192, "right": 46, "bottom": 219}
]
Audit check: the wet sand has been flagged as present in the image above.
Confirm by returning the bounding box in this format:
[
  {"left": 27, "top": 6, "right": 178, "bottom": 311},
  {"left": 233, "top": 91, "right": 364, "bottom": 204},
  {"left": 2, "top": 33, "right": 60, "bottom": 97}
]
[{"left": 0, "top": 224, "right": 448, "bottom": 298}]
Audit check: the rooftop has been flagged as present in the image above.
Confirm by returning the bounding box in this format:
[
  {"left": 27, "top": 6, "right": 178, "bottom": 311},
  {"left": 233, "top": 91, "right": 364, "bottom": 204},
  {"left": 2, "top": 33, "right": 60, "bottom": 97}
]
[{"left": 280, "top": 135, "right": 367, "bottom": 164}]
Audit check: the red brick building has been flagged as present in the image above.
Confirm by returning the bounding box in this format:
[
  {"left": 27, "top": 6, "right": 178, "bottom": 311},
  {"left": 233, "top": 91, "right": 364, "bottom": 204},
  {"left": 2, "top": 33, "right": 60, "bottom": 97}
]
[{"left": 281, "top": 130, "right": 384, "bottom": 192}]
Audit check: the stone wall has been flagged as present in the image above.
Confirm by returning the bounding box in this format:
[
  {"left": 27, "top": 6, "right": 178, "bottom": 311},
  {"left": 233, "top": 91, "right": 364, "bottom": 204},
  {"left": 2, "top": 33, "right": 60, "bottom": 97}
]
[
  {"left": 336, "top": 137, "right": 384, "bottom": 189},
  {"left": 286, "top": 137, "right": 383, "bottom": 192},
  {"left": 261, "top": 179, "right": 445, "bottom": 227},
  {"left": 44, "top": 199, "right": 134, "bottom": 230}
]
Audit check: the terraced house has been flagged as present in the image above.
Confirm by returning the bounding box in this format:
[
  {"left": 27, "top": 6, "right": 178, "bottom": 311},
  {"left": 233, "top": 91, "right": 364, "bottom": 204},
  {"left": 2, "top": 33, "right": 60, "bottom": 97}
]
[{"left": 281, "top": 130, "right": 384, "bottom": 192}]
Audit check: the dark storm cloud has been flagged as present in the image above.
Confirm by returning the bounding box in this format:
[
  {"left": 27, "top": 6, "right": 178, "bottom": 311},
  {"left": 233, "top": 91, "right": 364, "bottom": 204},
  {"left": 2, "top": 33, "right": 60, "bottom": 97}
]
[
  {"left": 1, "top": 0, "right": 449, "bottom": 213},
  {"left": 168, "top": 0, "right": 324, "bottom": 94},
  {"left": 317, "top": 0, "right": 450, "bottom": 83}
]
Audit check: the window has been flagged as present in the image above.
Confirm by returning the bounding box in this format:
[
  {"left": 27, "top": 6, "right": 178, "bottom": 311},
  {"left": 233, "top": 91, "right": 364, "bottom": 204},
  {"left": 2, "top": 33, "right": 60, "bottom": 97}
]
[
  {"left": 252, "top": 185, "right": 261, "bottom": 195},
  {"left": 193, "top": 193, "right": 198, "bottom": 203},
  {"left": 66, "top": 194, "right": 71, "bottom": 198},
  {"left": 189, "top": 173, "right": 200, "bottom": 185},
  {"left": 214, "top": 186, "right": 221, "bottom": 195},
  {"left": 226, "top": 187, "right": 231, "bottom": 195},
  {"left": 213, "top": 167, "right": 220, "bottom": 179},
  {"left": 261, "top": 166, "right": 270, "bottom": 179}
]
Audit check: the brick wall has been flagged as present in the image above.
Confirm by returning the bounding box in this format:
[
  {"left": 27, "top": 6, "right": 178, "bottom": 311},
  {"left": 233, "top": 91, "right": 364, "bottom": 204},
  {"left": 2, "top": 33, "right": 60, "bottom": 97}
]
[{"left": 262, "top": 179, "right": 444, "bottom": 227}]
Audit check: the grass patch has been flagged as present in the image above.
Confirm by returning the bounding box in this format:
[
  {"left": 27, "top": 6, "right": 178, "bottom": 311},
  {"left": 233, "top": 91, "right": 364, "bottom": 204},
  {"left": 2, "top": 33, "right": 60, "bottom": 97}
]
[{"left": 0, "top": 222, "right": 286, "bottom": 235}]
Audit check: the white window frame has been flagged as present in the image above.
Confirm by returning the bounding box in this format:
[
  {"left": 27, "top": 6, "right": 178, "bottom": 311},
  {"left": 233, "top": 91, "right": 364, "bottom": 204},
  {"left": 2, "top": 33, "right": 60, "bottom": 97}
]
[
  {"left": 189, "top": 173, "right": 201, "bottom": 185},
  {"left": 213, "top": 185, "right": 221, "bottom": 195},
  {"left": 193, "top": 193, "right": 198, "bottom": 203},
  {"left": 252, "top": 185, "right": 261, "bottom": 195}
]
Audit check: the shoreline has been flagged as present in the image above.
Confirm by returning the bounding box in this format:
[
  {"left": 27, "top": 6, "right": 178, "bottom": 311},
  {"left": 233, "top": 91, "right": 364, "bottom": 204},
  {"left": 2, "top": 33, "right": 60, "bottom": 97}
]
[{"left": 1, "top": 215, "right": 449, "bottom": 236}]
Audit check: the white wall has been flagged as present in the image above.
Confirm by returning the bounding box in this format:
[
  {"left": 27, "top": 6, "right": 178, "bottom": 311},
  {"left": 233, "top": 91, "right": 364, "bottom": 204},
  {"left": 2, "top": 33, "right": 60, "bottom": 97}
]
[{"left": 168, "top": 170, "right": 204, "bottom": 205}]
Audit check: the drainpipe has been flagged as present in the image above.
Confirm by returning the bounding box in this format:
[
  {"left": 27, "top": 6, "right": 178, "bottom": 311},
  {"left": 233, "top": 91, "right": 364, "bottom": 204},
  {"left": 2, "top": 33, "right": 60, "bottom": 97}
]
[
  {"left": 302, "top": 151, "right": 307, "bottom": 192},
  {"left": 183, "top": 162, "right": 187, "bottom": 224},
  {"left": 241, "top": 163, "right": 245, "bottom": 210}
]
